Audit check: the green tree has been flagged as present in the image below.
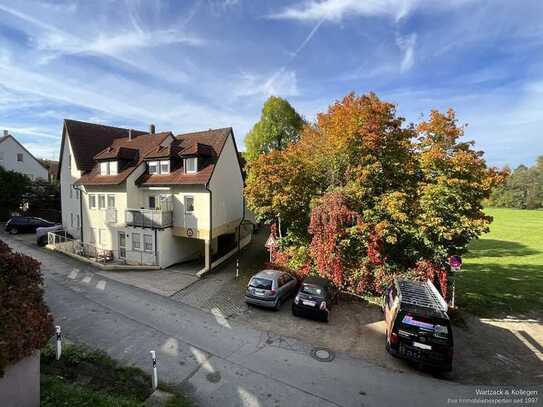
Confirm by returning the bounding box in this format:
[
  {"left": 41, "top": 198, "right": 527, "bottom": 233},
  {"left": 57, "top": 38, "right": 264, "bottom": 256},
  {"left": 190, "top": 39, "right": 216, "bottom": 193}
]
[
  {"left": 0, "top": 167, "right": 32, "bottom": 221},
  {"left": 244, "top": 96, "right": 304, "bottom": 161}
]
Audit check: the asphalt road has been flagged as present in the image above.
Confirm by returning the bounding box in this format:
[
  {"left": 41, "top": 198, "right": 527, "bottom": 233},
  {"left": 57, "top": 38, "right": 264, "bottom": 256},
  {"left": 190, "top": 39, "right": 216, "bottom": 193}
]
[{"left": 3, "top": 234, "right": 537, "bottom": 407}]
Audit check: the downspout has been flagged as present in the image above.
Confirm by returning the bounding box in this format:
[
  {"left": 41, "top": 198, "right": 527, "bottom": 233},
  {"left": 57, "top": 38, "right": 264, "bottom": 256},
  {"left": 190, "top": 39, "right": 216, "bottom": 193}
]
[{"left": 205, "top": 183, "right": 212, "bottom": 272}]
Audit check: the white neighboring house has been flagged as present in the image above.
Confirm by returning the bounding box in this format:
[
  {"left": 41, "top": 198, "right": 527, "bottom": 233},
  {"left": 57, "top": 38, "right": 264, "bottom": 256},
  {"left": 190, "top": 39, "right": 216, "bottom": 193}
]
[
  {"left": 0, "top": 130, "right": 48, "bottom": 179},
  {"left": 57, "top": 119, "right": 247, "bottom": 270}
]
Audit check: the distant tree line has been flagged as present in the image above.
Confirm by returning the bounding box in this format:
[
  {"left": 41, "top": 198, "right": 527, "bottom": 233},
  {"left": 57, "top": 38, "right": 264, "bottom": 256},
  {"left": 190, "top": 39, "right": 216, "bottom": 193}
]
[{"left": 486, "top": 156, "right": 543, "bottom": 209}]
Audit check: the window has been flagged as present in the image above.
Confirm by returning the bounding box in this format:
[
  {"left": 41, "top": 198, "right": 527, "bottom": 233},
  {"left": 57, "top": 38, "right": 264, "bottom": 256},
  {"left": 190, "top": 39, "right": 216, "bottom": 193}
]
[
  {"left": 75, "top": 189, "right": 79, "bottom": 200},
  {"left": 89, "top": 228, "right": 95, "bottom": 245},
  {"left": 107, "top": 195, "right": 115, "bottom": 208},
  {"left": 69, "top": 185, "right": 73, "bottom": 199},
  {"left": 184, "top": 196, "right": 194, "bottom": 213},
  {"left": 98, "top": 194, "right": 106, "bottom": 209},
  {"left": 109, "top": 161, "right": 118, "bottom": 175},
  {"left": 149, "top": 196, "right": 156, "bottom": 209},
  {"left": 160, "top": 160, "right": 170, "bottom": 174},
  {"left": 148, "top": 161, "right": 158, "bottom": 174},
  {"left": 17, "top": 153, "right": 23, "bottom": 162},
  {"left": 184, "top": 157, "right": 197, "bottom": 173},
  {"left": 143, "top": 234, "right": 153, "bottom": 252},
  {"left": 70, "top": 213, "right": 74, "bottom": 228},
  {"left": 76, "top": 214, "right": 80, "bottom": 228},
  {"left": 132, "top": 233, "right": 141, "bottom": 251},
  {"left": 100, "top": 161, "right": 117, "bottom": 175},
  {"left": 68, "top": 153, "right": 71, "bottom": 169},
  {"left": 89, "top": 194, "right": 96, "bottom": 209}
]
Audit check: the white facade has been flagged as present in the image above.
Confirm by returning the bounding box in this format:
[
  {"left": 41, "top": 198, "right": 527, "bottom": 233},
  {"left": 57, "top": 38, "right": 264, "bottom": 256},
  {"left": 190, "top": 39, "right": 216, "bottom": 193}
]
[
  {"left": 59, "top": 132, "right": 82, "bottom": 239},
  {"left": 59, "top": 128, "right": 245, "bottom": 269},
  {"left": 0, "top": 133, "right": 48, "bottom": 180}
]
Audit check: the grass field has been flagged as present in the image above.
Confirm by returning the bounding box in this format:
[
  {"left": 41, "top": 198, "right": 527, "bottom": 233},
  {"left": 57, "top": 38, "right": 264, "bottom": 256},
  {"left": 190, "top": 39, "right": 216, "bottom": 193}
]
[{"left": 458, "top": 208, "right": 543, "bottom": 318}]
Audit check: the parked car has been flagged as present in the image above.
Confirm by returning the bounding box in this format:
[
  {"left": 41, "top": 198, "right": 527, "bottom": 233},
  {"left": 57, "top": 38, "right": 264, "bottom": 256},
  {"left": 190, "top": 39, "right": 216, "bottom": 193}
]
[
  {"left": 36, "top": 224, "right": 72, "bottom": 247},
  {"left": 383, "top": 278, "right": 453, "bottom": 372},
  {"left": 292, "top": 276, "right": 337, "bottom": 322},
  {"left": 245, "top": 270, "right": 298, "bottom": 310},
  {"left": 4, "top": 216, "right": 57, "bottom": 235}
]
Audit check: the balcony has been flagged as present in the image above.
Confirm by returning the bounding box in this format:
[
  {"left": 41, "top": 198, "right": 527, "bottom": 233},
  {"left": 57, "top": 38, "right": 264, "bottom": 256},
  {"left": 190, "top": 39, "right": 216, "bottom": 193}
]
[{"left": 125, "top": 209, "right": 173, "bottom": 228}]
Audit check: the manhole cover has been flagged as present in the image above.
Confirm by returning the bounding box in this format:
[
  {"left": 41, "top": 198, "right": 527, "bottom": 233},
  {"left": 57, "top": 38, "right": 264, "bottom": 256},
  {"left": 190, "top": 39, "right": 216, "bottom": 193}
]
[{"left": 310, "top": 347, "right": 335, "bottom": 362}]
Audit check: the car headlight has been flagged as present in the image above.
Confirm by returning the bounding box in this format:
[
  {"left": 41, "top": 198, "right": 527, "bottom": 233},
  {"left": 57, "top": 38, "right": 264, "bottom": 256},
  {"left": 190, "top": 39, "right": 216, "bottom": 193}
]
[
  {"left": 319, "top": 301, "right": 327, "bottom": 311},
  {"left": 294, "top": 295, "right": 300, "bottom": 305}
]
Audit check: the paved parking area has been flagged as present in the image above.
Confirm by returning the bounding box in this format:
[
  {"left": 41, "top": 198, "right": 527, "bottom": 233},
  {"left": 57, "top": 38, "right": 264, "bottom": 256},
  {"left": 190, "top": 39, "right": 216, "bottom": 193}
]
[{"left": 2, "top": 228, "right": 541, "bottom": 386}]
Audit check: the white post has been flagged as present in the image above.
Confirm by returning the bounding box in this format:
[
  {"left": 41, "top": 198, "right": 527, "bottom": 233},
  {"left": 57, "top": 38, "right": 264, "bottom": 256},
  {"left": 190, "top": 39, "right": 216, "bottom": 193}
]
[
  {"left": 236, "top": 258, "right": 239, "bottom": 279},
  {"left": 55, "top": 325, "right": 62, "bottom": 360},
  {"left": 150, "top": 350, "right": 158, "bottom": 391}
]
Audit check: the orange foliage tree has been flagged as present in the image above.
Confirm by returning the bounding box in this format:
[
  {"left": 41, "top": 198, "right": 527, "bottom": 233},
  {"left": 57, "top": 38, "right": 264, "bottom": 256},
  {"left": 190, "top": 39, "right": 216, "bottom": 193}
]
[{"left": 245, "top": 93, "right": 504, "bottom": 296}]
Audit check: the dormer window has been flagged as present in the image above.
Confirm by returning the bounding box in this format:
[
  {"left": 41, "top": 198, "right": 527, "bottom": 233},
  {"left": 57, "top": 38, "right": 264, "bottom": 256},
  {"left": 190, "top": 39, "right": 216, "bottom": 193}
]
[
  {"left": 160, "top": 160, "right": 170, "bottom": 174},
  {"left": 100, "top": 161, "right": 118, "bottom": 175},
  {"left": 148, "top": 159, "right": 170, "bottom": 175},
  {"left": 148, "top": 161, "right": 158, "bottom": 174},
  {"left": 184, "top": 157, "right": 197, "bottom": 173}
]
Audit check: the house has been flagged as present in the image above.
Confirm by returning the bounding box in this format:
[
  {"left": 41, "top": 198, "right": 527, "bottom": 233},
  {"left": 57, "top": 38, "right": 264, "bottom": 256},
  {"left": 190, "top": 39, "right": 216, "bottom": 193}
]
[
  {"left": 57, "top": 119, "right": 246, "bottom": 271},
  {"left": 0, "top": 130, "right": 48, "bottom": 179},
  {"left": 39, "top": 159, "right": 60, "bottom": 183}
]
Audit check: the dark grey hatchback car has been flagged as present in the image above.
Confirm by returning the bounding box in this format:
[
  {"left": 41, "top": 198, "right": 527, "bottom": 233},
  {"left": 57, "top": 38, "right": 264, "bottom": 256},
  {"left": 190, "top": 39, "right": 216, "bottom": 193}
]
[{"left": 245, "top": 270, "right": 298, "bottom": 310}]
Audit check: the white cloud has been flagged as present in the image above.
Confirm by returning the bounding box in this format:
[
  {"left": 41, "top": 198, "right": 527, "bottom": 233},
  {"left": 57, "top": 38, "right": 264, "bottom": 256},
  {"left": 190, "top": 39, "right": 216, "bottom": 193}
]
[
  {"left": 396, "top": 33, "right": 417, "bottom": 72},
  {"left": 270, "top": 0, "right": 419, "bottom": 22},
  {"left": 234, "top": 70, "right": 299, "bottom": 98}
]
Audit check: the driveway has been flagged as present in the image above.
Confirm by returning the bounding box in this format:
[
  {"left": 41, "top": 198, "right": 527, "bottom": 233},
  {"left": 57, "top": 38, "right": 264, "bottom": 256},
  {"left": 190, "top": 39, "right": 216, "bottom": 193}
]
[
  {"left": 0, "top": 232, "right": 488, "bottom": 407},
  {"left": 2, "top": 229, "right": 542, "bottom": 388}
]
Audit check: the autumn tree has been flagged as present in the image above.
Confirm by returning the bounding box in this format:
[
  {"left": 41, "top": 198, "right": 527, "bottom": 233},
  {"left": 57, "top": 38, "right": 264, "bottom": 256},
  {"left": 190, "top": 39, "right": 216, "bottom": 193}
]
[
  {"left": 246, "top": 92, "right": 503, "bottom": 296},
  {"left": 244, "top": 96, "right": 304, "bottom": 161},
  {"left": 415, "top": 109, "right": 506, "bottom": 261}
]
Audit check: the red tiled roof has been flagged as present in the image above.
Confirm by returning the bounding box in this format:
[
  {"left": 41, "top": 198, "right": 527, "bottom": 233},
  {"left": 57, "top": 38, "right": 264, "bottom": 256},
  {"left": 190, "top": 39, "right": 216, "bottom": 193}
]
[
  {"left": 94, "top": 146, "right": 139, "bottom": 161},
  {"left": 137, "top": 128, "right": 231, "bottom": 186},
  {"left": 63, "top": 120, "right": 147, "bottom": 173},
  {"left": 77, "top": 131, "right": 172, "bottom": 186},
  {"left": 144, "top": 142, "right": 181, "bottom": 159}
]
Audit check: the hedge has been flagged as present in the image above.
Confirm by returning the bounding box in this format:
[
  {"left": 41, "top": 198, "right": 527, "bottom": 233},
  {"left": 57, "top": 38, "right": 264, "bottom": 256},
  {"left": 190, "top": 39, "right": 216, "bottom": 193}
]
[{"left": 0, "top": 239, "right": 54, "bottom": 376}]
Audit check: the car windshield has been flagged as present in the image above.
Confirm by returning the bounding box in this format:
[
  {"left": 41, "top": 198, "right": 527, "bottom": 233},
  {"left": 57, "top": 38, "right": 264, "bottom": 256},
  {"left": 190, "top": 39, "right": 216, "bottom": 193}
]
[
  {"left": 249, "top": 277, "right": 273, "bottom": 290},
  {"left": 301, "top": 284, "right": 323, "bottom": 296}
]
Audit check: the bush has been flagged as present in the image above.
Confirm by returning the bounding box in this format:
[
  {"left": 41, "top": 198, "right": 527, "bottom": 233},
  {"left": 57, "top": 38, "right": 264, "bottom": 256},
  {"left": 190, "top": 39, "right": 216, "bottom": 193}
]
[{"left": 0, "top": 239, "right": 54, "bottom": 376}]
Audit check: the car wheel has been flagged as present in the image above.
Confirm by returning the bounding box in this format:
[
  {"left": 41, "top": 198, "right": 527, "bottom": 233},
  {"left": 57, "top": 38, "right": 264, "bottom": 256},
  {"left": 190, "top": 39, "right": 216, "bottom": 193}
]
[
  {"left": 322, "top": 312, "right": 329, "bottom": 323},
  {"left": 274, "top": 297, "right": 282, "bottom": 311},
  {"left": 9, "top": 228, "right": 18, "bottom": 235}
]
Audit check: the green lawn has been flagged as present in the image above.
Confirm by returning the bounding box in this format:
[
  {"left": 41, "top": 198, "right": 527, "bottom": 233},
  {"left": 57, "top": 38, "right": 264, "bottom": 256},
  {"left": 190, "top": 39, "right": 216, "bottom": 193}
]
[{"left": 458, "top": 208, "right": 543, "bottom": 318}]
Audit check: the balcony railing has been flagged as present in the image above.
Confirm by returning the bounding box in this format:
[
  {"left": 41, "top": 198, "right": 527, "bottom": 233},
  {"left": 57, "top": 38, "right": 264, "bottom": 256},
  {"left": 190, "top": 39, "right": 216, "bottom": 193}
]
[{"left": 125, "top": 208, "right": 173, "bottom": 228}]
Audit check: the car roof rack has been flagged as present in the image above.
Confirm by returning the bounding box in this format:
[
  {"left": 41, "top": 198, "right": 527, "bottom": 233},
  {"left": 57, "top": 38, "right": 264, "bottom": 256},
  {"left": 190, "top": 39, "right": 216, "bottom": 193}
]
[{"left": 395, "top": 278, "right": 448, "bottom": 314}]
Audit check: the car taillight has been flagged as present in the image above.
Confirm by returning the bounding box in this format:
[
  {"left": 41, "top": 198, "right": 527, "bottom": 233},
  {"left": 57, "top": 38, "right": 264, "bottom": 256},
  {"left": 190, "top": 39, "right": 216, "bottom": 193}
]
[
  {"left": 390, "top": 332, "right": 399, "bottom": 344},
  {"left": 319, "top": 301, "right": 327, "bottom": 310},
  {"left": 268, "top": 289, "right": 276, "bottom": 296}
]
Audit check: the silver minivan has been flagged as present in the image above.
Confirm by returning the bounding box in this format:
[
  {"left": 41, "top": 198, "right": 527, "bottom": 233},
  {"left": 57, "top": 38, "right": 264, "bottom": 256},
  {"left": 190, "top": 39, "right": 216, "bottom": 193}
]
[{"left": 245, "top": 270, "right": 298, "bottom": 310}]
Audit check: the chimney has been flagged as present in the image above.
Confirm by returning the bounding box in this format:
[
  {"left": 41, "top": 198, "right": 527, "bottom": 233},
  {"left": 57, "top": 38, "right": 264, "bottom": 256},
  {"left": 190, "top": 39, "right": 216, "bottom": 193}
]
[
  {"left": 149, "top": 124, "right": 156, "bottom": 135},
  {"left": 128, "top": 129, "right": 133, "bottom": 141},
  {"left": 3, "top": 130, "right": 8, "bottom": 138}
]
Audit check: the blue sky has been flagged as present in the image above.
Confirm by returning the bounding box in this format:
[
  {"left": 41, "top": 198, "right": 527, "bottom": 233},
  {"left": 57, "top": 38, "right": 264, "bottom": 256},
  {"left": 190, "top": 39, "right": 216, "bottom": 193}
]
[{"left": 0, "top": 0, "right": 542, "bottom": 168}]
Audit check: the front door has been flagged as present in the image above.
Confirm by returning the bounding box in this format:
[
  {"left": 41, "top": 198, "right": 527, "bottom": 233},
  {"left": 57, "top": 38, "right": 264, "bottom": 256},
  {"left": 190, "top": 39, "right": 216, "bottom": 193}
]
[{"left": 118, "top": 232, "right": 126, "bottom": 259}]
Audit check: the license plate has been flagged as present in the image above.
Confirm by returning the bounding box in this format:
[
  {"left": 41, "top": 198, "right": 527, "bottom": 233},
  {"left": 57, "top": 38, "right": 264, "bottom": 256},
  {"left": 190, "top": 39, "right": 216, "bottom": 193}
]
[
  {"left": 413, "top": 341, "right": 432, "bottom": 350},
  {"left": 302, "top": 300, "right": 316, "bottom": 306},
  {"left": 254, "top": 290, "right": 265, "bottom": 297}
]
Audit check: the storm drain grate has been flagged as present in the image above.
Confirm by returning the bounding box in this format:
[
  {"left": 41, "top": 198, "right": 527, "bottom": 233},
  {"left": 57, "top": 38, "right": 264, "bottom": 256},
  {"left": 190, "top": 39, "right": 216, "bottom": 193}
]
[{"left": 310, "top": 347, "right": 335, "bottom": 362}]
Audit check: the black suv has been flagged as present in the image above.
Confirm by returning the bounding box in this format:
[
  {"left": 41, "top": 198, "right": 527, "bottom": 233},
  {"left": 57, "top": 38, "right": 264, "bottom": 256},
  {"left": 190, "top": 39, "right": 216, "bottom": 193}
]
[{"left": 384, "top": 278, "right": 453, "bottom": 372}]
